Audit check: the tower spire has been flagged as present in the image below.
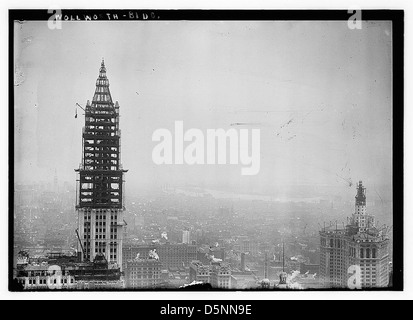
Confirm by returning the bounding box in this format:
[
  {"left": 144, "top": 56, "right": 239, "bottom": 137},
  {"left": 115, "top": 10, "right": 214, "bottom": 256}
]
[
  {"left": 352, "top": 180, "right": 375, "bottom": 231},
  {"left": 93, "top": 60, "right": 111, "bottom": 105},
  {"left": 355, "top": 180, "right": 366, "bottom": 206}
]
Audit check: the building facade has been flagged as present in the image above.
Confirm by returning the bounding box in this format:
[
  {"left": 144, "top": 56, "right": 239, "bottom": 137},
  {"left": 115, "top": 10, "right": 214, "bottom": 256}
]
[
  {"left": 320, "top": 181, "right": 390, "bottom": 288},
  {"left": 210, "top": 261, "right": 232, "bottom": 289},
  {"left": 189, "top": 260, "right": 211, "bottom": 284},
  {"left": 320, "top": 227, "right": 349, "bottom": 287},
  {"left": 14, "top": 252, "right": 124, "bottom": 290},
  {"left": 347, "top": 232, "right": 390, "bottom": 288},
  {"left": 15, "top": 264, "right": 76, "bottom": 290},
  {"left": 182, "top": 230, "right": 191, "bottom": 244},
  {"left": 75, "top": 60, "right": 127, "bottom": 269},
  {"left": 234, "top": 237, "right": 259, "bottom": 256},
  {"left": 189, "top": 260, "right": 232, "bottom": 289},
  {"left": 125, "top": 255, "right": 163, "bottom": 289},
  {"left": 123, "top": 243, "right": 197, "bottom": 270}
]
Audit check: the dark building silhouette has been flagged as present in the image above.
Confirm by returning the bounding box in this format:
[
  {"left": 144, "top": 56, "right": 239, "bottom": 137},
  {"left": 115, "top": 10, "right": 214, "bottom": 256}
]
[{"left": 75, "top": 60, "right": 128, "bottom": 269}]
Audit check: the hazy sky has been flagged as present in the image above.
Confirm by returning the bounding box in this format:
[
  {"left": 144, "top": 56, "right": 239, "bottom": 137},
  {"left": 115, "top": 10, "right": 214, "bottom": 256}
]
[{"left": 14, "top": 20, "right": 392, "bottom": 197}]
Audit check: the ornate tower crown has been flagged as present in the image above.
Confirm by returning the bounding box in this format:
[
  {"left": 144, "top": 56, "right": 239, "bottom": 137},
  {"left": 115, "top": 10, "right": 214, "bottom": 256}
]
[{"left": 76, "top": 60, "right": 127, "bottom": 209}]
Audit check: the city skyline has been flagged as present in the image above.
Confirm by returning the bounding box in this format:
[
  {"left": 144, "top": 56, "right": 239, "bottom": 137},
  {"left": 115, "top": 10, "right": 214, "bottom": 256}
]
[{"left": 11, "top": 11, "right": 400, "bottom": 293}]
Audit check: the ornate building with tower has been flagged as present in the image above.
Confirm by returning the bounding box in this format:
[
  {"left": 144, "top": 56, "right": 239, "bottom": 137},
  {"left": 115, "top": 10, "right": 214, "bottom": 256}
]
[
  {"left": 319, "top": 181, "right": 390, "bottom": 288},
  {"left": 75, "top": 60, "right": 127, "bottom": 269}
]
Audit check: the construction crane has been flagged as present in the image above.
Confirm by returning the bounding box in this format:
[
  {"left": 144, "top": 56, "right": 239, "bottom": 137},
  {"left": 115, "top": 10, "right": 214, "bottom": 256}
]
[
  {"left": 75, "top": 103, "right": 85, "bottom": 119},
  {"left": 75, "top": 228, "right": 86, "bottom": 261},
  {"left": 76, "top": 103, "right": 85, "bottom": 111}
]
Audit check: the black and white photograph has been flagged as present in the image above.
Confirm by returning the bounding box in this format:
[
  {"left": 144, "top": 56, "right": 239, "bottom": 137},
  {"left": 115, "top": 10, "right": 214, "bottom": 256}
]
[{"left": 5, "top": 4, "right": 408, "bottom": 302}]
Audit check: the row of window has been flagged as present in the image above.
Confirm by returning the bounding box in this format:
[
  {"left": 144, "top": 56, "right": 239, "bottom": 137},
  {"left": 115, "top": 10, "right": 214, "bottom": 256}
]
[
  {"left": 360, "top": 248, "right": 377, "bottom": 259},
  {"left": 84, "top": 215, "right": 118, "bottom": 222},
  {"left": 26, "top": 278, "right": 74, "bottom": 285},
  {"left": 95, "top": 79, "right": 109, "bottom": 87},
  {"left": 130, "top": 274, "right": 160, "bottom": 279},
  {"left": 83, "top": 130, "right": 118, "bottom": 136},
  {"left": 321, "top": 238, "right": 346, "bottom": 249},
  {"left": 95, "top": 85, "right": 109, "bottom": 93},
  {"left": 86, "top": 124, "right": 116, "bottom": 130},
  {"left": 323, "top": 244, "right": 378, "bottom": 259},
  {"left": 85, "top": 116, "right": 116, "bottom": 123},
  {"left": 129, "top": 267, "right": 161, "bottom": 271},
  {"left": 83, "top": 209, "right": 121, "bottom": 214}
]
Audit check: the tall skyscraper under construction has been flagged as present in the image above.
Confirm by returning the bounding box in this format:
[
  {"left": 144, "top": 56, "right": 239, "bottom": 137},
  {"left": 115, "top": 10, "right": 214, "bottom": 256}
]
[
  {"left": 319, "top": 181, "right": 390, "bottom": 288},
  {"left": 75, "top": 60, "right": 127, "bottom": 269}
]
